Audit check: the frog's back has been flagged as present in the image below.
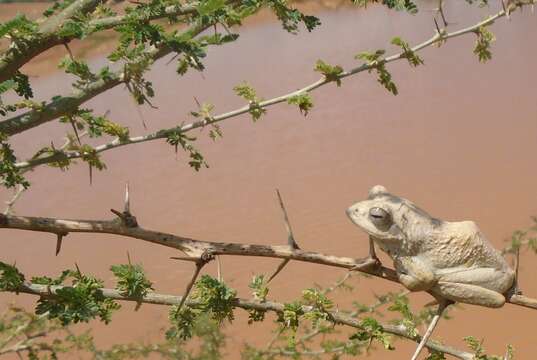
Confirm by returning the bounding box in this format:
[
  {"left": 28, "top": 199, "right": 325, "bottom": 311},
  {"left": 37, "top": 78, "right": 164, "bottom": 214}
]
[{"left": 425, "top": 220, "right": 510, "bottom": 270}]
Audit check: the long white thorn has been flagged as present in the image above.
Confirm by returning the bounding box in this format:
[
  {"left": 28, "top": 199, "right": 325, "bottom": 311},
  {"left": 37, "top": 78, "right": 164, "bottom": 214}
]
[
  {"left": 124, "top": 182, "right": 130, "bottom": 213},
  {"left": 410, "top": 300, "right": 450, "bottom": 360}
]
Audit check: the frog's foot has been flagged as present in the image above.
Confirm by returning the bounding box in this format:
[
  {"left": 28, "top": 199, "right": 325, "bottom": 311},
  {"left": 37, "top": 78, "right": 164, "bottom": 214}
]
[
  {"left": 433, "top": 281, "right": 506, "bottom": 308},
  {"left": 506, "top": 279, "right": 523, "bottom": 298},
  {"left": 507, "top": 247, "right": 523, "bottom": 296}
]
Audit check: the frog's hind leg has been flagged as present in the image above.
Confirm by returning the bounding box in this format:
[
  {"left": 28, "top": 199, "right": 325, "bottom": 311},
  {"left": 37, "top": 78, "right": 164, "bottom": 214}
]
[
  {"left": 433, "top": 267, "right": 513, "bottom": 307},
  {"left": 433, "top": 281, "right": 506, "bottom": 308}
]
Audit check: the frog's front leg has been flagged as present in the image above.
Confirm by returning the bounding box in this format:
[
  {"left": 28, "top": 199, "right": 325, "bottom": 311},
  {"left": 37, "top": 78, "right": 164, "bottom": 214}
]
[
  {"left": 394, "top": 256, "right": 436, "bottom": 292},
  {"left": 432, "top": 267, "right": 513, "bottom": 308}
]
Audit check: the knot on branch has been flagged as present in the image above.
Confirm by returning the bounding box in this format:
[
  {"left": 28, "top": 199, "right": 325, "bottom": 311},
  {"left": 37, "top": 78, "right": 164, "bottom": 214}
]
[
  {"left": 200, "top": 249, "right": 215, "bottom": 263},
  {"left": 110, "top": 209, "right": 138, "bottom": 228}
]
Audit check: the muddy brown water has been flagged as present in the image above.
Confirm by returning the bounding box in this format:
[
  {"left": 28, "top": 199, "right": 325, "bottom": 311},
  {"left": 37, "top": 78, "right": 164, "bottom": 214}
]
[{"left": 1, "top": 1, "right": 537, "bottom": 358}]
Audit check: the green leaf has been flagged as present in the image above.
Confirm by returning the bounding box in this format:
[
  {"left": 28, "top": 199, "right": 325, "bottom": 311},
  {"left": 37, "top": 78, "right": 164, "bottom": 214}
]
[
  {"left": 77, "top": 144, "right": 107, "bottom": 171},
  {"left": 197, "top": 0, "right": 226, "bottom": 16},
  {"left": 167, "top": 305, "right": 198, "bottom": 340},
  {"left": 0, "top": 14, "right": 37, "bottom": 40},
  {"left": 233, "top": 82, "right": 266, "bottom": 121},
  {"left": 353, "top": 0, "right": 418, "bottom": 13},
  {"left": 233, "top": 82, "right": 257, "bottom": 102},
  {"left": 426, "top": 350, "right": 447, "bottom": 360},
  {"left": 191, "top": 275, "right": 237, "bottom": 323},
  {"left": 474, "top": 26, "right": 495, "bottom": 63},
  {"left": 0, "top": 133, "right": 30, "bottom": 189},
  {"left": 268, "top": 0, "right": 321, "bottom": 33},
  {"left": 34, "top": 269, "right": 120, "bottom": 325},
  {"left": 247, "top": 275, "right": 269, "bottom": 323},
  {"left": 278, "top": 301, "right": 304, "bottom": 331},
  {"left": 391, "top": 36, "right": 424, "bottom": 67},
  {"left": 288, "top": 93, "right": 313, "bottom": 116},
  {"left": 111, "top": 262, "right": 153, "bottom": 303},
  {"left": 314, "top": 60, "right": 344, "bottom": 86},
  {"left": 356, "top": 51, "right": 398, "bottom": 96},
  {"left": 355, "top": 49, "right": 386, "bottom": 63},
  {"left": 350, "top": 317, "right": 394, "bottom": 350},
  {"left": 165, "top": 130, "right": 208, "bottom": 171},
  {"left": 0, "top": 261, "right": 25, "bottom": 292}
]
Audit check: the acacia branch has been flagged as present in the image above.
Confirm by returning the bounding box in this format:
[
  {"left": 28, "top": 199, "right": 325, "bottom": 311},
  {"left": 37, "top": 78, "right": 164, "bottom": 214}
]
[
  {"left": 0, "top": 212, "right": 536, "bottom": 312},
  {"left": 0, "top": 23, "right": 212, "bottom": 137},
  {"left": 14, "top": 1, "right": 534, "bottom": 171},
  {"left": 0, "top": 0, "right": 105, "bottom": 83},
  {"left": 12, "top": 282, "right": 474, "bottom": 359},
  {"left": 0, "top": 0, "right": 202, "bottom": 84},
  {"left": 88, "top": 2, "right": 199, "bottom": 30}
]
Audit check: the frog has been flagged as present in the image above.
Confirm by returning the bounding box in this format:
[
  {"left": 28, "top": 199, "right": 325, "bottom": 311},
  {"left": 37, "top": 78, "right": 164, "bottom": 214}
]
[{"left": 346, "top": 185, "right": 515, "bottom": 308}]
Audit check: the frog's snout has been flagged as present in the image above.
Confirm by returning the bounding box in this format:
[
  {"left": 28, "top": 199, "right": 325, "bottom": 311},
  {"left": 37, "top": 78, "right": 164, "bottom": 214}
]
[{"left": 345, "top": 203, "right": 362, "bottom": 221}]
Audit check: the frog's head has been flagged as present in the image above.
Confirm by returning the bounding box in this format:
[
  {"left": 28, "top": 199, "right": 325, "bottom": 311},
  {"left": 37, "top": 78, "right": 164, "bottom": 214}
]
[{"left": 346, "top": 185, "right": 441, "bottom": 244}]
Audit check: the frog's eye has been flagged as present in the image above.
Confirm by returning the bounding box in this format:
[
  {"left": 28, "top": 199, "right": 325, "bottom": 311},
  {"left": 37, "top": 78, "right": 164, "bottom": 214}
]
[{"left": 369, "top": 207, "right": 392, "bottom": 228}]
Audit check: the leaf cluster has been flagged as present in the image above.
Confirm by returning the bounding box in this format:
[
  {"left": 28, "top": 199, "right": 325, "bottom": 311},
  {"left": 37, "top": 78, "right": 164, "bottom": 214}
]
[
  {"left": 167, "top": 275, "right": 237, "bottom": 341},
  {"left": 474, "top": 26, "right": 495, "bottom": 63},
  {"left": 166, "top": 130, "right": 208, "bottom": 171},
  {"left": 33, "top": 268, "right": 121, "bottom": 325},
  {"left": 387, "top": 294, "right": 418, "bottom": 337},
  {"left": 391, "top": 36, "right": 424, "bottom": 67},
  {"left": 353, "top": 0, "right": 418, "bottom": 14},
  {"left": 287, "top": 93, "right": 313, "bottom": 116},
  {"left": 0, "top": 133, "right": 29, "bottom": 188},
  {"left": 268, "top": 0, "right": 321, "bottom": 33},
  {"left": 110, "top": 262, "right": 154, "bottom": 303},
  {"left": 464, "top": 336, "right": 514, "bottom": 360},
  {"left": 233, "top": 82, "right": 266, "bottom": 121},
  {"left": 0, "top": 261, "right": 25, "bottom": 292},
  {"left": 314, "top": 60, "right": 344, "bottom": 86},
  {"left": 356, "top": 50, "right": 398, "bottom": 95},
  {"left": 247, "top": 274, "right": 269, "bottom": 323},
  {"left": 349, "top": 317, "right": 394, "bottom": 351},
  {"left": 0, "top": 14, "right": 38, "bottom": 43}
]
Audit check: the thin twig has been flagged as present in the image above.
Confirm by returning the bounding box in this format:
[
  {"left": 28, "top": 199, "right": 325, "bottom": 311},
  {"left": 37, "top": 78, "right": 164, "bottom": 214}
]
[
  {"left": 3, "top": 185, "right": 26, "bottom": 216},
  {"left": 13, "top": 282, "right": 475, "bottom": 360},
  {"left": 14, "top": 1, "right": 534, "bottom": 171}
]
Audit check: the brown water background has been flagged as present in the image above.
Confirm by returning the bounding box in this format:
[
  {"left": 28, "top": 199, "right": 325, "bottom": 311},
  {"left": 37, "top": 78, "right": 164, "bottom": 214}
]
[{"left": 1, "top": 1, "right": 537, "bottom": 358}]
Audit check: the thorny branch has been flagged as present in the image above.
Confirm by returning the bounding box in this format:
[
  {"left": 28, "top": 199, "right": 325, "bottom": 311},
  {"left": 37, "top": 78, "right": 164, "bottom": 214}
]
[
  {"left": 14, "top": 282, "right": 475, "bottom": 359},
  {"left": 0, "top": 211, "right": 536, "bottom": 312},
  {"left": 0, "top": 0, "right": 201, "bottom": 84},
  {"left": 0, "top": 0, "right": 105, "bottom": 83},
  {"left": 12, "top": 0, "right": 536, "bottom": 172},
  {"left": 0, "top": 21, "right": 214, "bottom": 136}
]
